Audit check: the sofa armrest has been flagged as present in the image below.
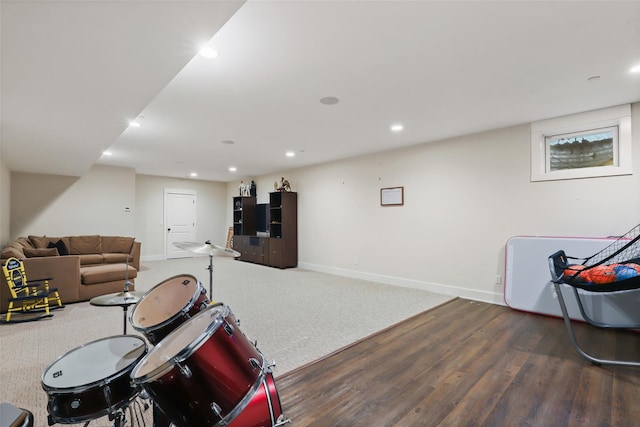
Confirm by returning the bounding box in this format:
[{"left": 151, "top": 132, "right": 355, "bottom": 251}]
[
  {"left": 0, "top": 256, "right": 81, "bottom": 313},
  {"left": 130, "top": 241, "right": 141, "bottom": 271}
]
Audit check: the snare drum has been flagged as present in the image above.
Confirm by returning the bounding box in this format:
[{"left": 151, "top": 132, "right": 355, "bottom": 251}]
[
  {"left": 129, "top": 274, "right": 210, "bottom": 344},
  {"left": 41, "top": 335, "right": 147, "bottom": 424},
  {"left": 131, "top": 304, "right": 263, "bottom": 427}
]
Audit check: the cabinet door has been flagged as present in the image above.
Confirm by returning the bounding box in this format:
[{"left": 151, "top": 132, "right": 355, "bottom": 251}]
[{"left": 269, "top": 238, "right": 284, "bottom": 268}]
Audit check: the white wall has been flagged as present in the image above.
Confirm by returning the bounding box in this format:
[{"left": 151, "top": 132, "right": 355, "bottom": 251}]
[
  {"left": 11, "top": 165, "right": 136, "bottom": 238},
  {"left": 135, "top": 174, "right": 227, "bottom": 260},
  {"left": 6, "top": 103, "right": 639, "bottom": 304},
  {"left": 0, "top": 158, "right": 9, "bottom": 246},
  {"left": 228, "top": 103, "right": 640, "bottom": 304}
]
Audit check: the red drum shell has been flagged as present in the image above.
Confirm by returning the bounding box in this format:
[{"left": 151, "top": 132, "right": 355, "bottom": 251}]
[
  {"left": 41, "top": 335, "right": 147, "bottom": 424},
  {"left": 129, "top": 274, "right": 209, "bottom": 344},
  {"left": 228, "top": 372, "right": 284, "bottom": 427},
  {"left": 131, "top": 304, "right": 262, "bottom": 427}
]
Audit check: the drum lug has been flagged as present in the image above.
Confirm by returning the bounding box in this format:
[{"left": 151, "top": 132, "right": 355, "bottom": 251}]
[
  {"left": 223, "top": 321, "right": 234, "bottom": 336},
  {"left": 103, "top": 384, "right": 112, "bottom": 406},
  {"left": 249, "top": 357, "right": 261, "bottom": 370},
  {"left": 176, "top": 362, "right": 192, "bottom": 379},
  {"left": 210, "top": 402, "right": 227, "bottom": 426}
]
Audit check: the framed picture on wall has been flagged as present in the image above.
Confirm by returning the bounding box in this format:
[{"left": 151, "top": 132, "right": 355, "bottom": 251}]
[{"left": 380, "top": 187, "right": 404, "bottom": 206}]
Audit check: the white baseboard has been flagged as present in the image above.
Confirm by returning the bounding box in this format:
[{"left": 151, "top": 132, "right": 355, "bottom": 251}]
[
  {"left": 297, "top": 262, "right": 505, "bottom": 306},
  {"left": 141, "top": 254, "right": 165, "bottom": 262}
]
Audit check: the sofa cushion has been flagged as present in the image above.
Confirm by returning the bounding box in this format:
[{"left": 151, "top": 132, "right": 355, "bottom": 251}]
[
  {"left": 101, "top": 236, "right": 134, "bottom": 254},
  {"left": 1, "top": 244, "right": 25, "bottom": 260},
  {"left": 78, "top": 254, "right": 105, "bottom": 265},
  {"left": 29, "top": 236, "right": 70, "bottom": 250},
  {"left": 47, "top": 240, "right": 70, "bottom": 256},
  {"left": 15, "top": 237, "right": 34, "bottom": 249},
  {"left": 24, "top": 247, "right": 59, "bottom": 258},
  {"left": 69, "top": 235, "right": 101, "bottom": 255},
  {"left": 81, "top": 264, "right": 138, "bottom": 285},
  {"left": 103, "top": 253, "right": 132, "bottom": 264}
]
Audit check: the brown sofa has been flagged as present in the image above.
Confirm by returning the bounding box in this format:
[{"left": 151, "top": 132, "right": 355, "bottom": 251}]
[{"left": 0, "top": 235, "right": 141, "bottom": 313}]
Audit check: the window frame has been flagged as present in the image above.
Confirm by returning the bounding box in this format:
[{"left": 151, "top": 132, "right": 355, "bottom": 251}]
[{"left": 530, "top": 104, "right": 632, "bottom": 182}]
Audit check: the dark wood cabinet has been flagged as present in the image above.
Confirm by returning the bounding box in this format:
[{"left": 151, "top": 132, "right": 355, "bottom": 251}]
[
  {"left": 240, "top": 236, "right": 269, "bottom": 264},
  {"left": 232, "top": 192, "right": 297, "bottom": 269},
  {"left": 233, "top": 196, "right": 256, "bottom": 237},
  {"left": 269, "top": 192, "right": 297, "bottom": 268}
]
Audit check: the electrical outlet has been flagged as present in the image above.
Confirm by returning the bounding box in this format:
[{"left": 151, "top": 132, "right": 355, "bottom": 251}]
[{"left": 495, "top": 275, "right": 502, "bottom": 285}]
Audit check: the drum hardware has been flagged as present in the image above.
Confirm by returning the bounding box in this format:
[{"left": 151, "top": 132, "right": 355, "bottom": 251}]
[
  {"left": 175, "top": 362, "right": 192, "bottom": 379},
  {"left": 172, "top": 240, "right": 240, "bottom": 298},
  {"left": 210, "top": 403, "right": 226, "bottom": 426},
  {"left": 223, "top": 321, "right": 235, "bottom": 335},
  {"left": 249, "top": 358, "right": 261, "bottom": 370},
  {"left": 90, "top": 265, "right": 145, "bottom": 334}
]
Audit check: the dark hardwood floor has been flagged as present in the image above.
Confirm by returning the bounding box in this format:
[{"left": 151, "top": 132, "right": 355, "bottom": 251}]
[{"left": 276, "top": 298, "right": 640, "bottom": 426}]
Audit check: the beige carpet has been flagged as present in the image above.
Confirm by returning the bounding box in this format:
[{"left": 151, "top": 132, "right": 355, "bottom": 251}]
[{"left": 0, "top": 256, "right": 452, "bottom": 426}]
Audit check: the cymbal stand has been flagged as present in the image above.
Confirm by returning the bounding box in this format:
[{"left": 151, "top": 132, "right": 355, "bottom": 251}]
[
  {"left": 121, "top": 259, "right": 133, "bottom": 335},
  {"left": 205, "top": 240, "right": 214, "bottom": 298}
]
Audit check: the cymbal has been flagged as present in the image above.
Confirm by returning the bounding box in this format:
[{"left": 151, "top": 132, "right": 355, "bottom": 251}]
[
  {"left": 90, "top": 291, "right": 146, "bottom": 307},
  {"left": 174, "top": 241, "right": 240, "bottom": 257}
]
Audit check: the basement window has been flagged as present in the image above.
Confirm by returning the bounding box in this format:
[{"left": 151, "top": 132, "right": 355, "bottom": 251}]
[{"left": 531, "top": 104, "right": 632, "bottom": 182}]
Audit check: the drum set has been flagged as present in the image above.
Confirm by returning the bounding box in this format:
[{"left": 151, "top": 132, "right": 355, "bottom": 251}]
[{"left": 40, "top": 243, "right": 289, "bottom": 427}]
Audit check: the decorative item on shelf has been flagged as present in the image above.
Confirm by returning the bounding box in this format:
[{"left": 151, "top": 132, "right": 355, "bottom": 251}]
[
  {"left": 239, "top": 181, "right": 251, "bottom": 197},
  {"left": 276, "top": 176, "right": 292, "bottom": 192},
  {"left": 250, "top": 180, "right": 257, "bottom": 197}
]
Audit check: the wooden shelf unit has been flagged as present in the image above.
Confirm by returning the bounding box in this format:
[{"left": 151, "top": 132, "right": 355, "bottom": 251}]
[
  {"left": 232, "top": 196, "right": 256, "bottom": 237},
  {"left": 232, "top": 192, "right": 297, "bottom": 269}
]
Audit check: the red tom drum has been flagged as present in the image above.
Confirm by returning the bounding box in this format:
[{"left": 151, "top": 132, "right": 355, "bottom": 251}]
[
  {"left": 131, "top": 304, "right": 263, "bottom": 427},
  {"left": 129, "top": 274, "right": 209, "bottom": 344}
]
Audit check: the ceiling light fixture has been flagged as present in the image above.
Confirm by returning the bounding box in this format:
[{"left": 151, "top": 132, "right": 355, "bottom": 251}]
[
  {"left": 128, "top": 116, "right": 144, "bottom": 128},
  {"left": 286, "top": 151, "right": 295, "bottom": 157},
  {"left": 319, "top": 96, "right": 340, "bottom": 105},
  {"left": 190, "top": 172, "right": 198, "bottom": 177},
  {"left": 391, "top": 123, "right": 404, "bottom": 132},
  {"left": 199, "top": 47, "right": 218, "bottom": 59},
  {"left": 630, "top": 64, "right": 640, "bottom": 73},
  {"left": 229, "top": 167, "right": 237, "bottom": 172},
  {"left": 102, "top": 151, "right": 112, "bottom": 156}
]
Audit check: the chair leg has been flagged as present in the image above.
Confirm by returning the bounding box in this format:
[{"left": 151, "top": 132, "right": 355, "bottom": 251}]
[
  {"left": 6, "top": 301, "right": 13, "bottom": 322},
  {"left": 554, "top": 283, "right": 640, "bottom": 367}
]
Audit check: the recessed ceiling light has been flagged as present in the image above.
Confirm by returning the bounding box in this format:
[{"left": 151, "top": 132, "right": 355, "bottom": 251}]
[
  {"left": 319, "top": 96, "right": 340, "bottom": 105},
  {"left": 228, "top": 167, "right": 237, "bottom": 172},
  {"left": 286, "top": 151, "right": 295, "bottom": 157},
  {"left": 190, "top": 172, "right": 198, "bottom": 177},
  {"left": 199, "top": 47, "right": 218, "bottom": 59},
  {"left": 102, "top": 151, "right": 112, "bottom": 156},
  {"left": 128, "top": 116, "right": 144, "bottom": 128},
  {"left": 391, "top": 123, "right": 404, "bottom": 132},
  {"left": 630, "top": 64, "right": 640, "bottom": 73}
]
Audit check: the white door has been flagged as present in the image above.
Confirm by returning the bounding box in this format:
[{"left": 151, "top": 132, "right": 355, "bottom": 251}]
[{"left": 164, "top": 189, "right": 197, "bottom": 259}]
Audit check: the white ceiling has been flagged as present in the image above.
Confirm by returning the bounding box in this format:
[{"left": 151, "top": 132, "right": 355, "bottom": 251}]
[{"left": 2, "top": 1, "right": 640, "bottom": 182}]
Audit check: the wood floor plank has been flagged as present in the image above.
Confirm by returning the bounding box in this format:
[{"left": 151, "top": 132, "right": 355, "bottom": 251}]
[{"left": 276, "top": 298, "right": 640, "bottom": 426}]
